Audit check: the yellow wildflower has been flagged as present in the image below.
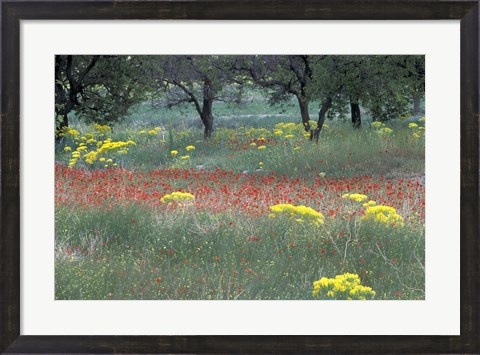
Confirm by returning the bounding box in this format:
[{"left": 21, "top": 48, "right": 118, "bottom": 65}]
[
  {"left": 93, "top": 124, "right": 112, "bottom": 133},
  {"left": 362, "top": 205, "right": 404, "bottom": 226},
  {"left": 313, "top": 273, "right": 376, "bottom": 300},
  {"left": 161, "top": 191, "right": 195, "bottom": 204},
  {"left": 269, "top": 203, "right": 324, "bottom": 225},
  {"left": 342, "top": 193, "right": 368, "bottom": 202}
]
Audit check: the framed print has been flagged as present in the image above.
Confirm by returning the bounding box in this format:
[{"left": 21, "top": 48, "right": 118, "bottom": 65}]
[{"left": 1, "top": 0, "right": 479, "bottom": 353}]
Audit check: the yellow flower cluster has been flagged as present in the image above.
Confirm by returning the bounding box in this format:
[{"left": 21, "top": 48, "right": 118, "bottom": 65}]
[
  {"left": 312, "top": 273, "right": 376, "bottom": 300},
  {"left": 274, "top": 122, "right": 306, "bottom": 140},
  {"left": 381, "top": 127, "right": 393, "bottom": 135},
  {"left": 211, "top": 121, "right": 326, "bottom": 143},
  {"left": 160, "top": 191, "right": 195, "bottom": 204},
  {"left": 59, "top": 123, "right": 140, "bottom": 168},
  {"left": 408, "top": 120, "right": 425, "bottom": 139},
  {"left": 68, "top": 138, "right": 136, "bottom": 167},
  {"left": 269, "top": 203, "right": 324, "bottom": 225},
  {"left": 362, "top": 200, "right": 377, "bottom": 207},
  {"left": 96, "top": 139, "right": 136, "bottom": 155},
  {"left": 274, "top": 122, "right": 297, "bottom": 130},
  {"left": 244, "top": 127, "right": 271, "bottom": 140},
  {"left": 170, "top": 145, "right": 195, "bottom": 160},
  {"left": 53, "top": 126, "right": 78, "bottom": 137},
  {"left": 371, "top": 121, "right": 393, "bottom": 135},
  {"left": 362, "top": 205, "right": 404, "bottom": 226},
  {"left": 82, "top": 151, "right": 98, "bottom": 165},
  {"left": 139, "top": 126, "right": 161, "bottom": 135},
  {"left": 68, "top": 129, "right": 80, "bottom": 136},
  {"left": 342, "top": 193, "right": 368, "bottom": 202},
  {"left": 93, "top": 123, "right": 112, "bottom": 133}
]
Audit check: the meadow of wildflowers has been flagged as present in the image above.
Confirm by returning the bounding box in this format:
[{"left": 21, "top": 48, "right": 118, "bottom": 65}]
[{"left": 55, "top": 116, "right": 425, "bottom": 300}]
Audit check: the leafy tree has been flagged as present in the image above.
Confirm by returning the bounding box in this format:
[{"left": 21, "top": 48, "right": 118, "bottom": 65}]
[
  {"left": 236, "top": 55, "right": 322, "bottom": 133},
  {"left": 146, "top": 55, "right": 242, "bottom": 138},
  {"left": 297, "top": 55, "right": 369, "bottom": 141},
  {"left": 55, "top": 55, "right": 99, "bottom": 131},
  {"left": 55, "top": 55, "right": 147, "bottom": 134},
  {"left": 362, "top": 55, "right": 425, "bottom": 121},
  {"left": 310, "top": 55, "right": 425, "bottom": 141}
]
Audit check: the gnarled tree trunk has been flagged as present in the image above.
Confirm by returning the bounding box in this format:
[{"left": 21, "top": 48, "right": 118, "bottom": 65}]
[
  {"left": 55, "top": 55, "right": 99, "bottom": 141},
  {"left": 297, "top": 97, "right": 311, "bottom": 132},
  {"left": 201, "top": 108, "right": 214, "bottom": 139},
  {"left": 350, "top": 99, "right": 361, "bottom": 129},
  {"left": 311, "top": 97, "right": 332, "bottom": 143},
  {"left": 201, "top": 79, "right": 215, "bottom": 139}
]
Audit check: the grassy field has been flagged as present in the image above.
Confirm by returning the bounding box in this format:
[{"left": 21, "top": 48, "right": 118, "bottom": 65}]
[{"left": 55, "top": 101, "right": 425, "bottom": 300}]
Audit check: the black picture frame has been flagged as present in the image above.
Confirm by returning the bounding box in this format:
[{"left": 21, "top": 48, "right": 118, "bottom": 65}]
[{"left": 1, "top": 1, "right": 478, "bottom": 353}]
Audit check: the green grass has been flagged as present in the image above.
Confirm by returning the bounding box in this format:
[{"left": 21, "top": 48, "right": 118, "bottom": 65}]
[
  {"left": 55, "top": 97, "right": 425, "bottom": 300},
  {"left": 56, "top": 205, "right": 424, "bottom": 300},
  {"left": 58, "top": 119, "right": 424, "bottom": 179}
]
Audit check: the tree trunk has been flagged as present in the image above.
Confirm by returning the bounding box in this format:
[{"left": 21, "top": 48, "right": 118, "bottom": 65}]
[
  {"left": 413, "top": 94, "right": 421, "bottom": 115},
  {"left": 54, "top": 55, "right": 99, "bottom": 135},
  {"left": 350, "top": 100, "right": 361, "bottom": 129},
  {"left": 311, "top": 97, "right": 332, "bottom": 143},
  {"left": 297, "top": 97, "right": 311, "bottom": 132},
  {"left": 201, "top": 109, "right": 214, "bottom": 138},
  {"left": 201, "top": 79, "right": 214, "bottom": 139}
]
